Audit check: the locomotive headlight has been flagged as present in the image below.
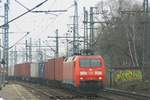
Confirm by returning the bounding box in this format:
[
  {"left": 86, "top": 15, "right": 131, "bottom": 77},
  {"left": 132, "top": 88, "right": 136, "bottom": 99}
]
[
  {"left": 95, "top": 71, "right": 102, "bottom": 75},
  {"left": 80, "top": 77, "right": 83, "bottom": 80},
  {"left": 80, "top": 71, "right": 87, "bottom": 75},
  {"left": 99, "top": 77, "right": 102, "bottom": 80}
]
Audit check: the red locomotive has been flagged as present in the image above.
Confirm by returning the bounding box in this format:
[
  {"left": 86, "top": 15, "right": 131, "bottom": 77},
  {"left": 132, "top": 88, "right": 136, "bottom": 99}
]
[{"left": 63, "top": 55, "right": 105, "bottom": 92}]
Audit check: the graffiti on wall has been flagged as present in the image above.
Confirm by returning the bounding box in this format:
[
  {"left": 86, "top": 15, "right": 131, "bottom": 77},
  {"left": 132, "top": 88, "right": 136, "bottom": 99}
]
[{"left": 114, "top": 70, "right": 142, "bottom": 82}]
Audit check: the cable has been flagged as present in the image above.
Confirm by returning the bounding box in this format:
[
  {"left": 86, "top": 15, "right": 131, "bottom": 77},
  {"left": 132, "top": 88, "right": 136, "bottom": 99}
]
[
  {"left": 9, "top": 32, "right": 30, "bottom": 49},
  {"left": 15, "top": 0, "right": 58, "bottom": 16},
  {"left": 0, "top": 0, "right": 48, "bottom": 28},
  {"left": 15, "top": 0, "right": 30, "bottom": 10},
  {"left": 39, "top": 3, "right": 74, "bottom": 36}
]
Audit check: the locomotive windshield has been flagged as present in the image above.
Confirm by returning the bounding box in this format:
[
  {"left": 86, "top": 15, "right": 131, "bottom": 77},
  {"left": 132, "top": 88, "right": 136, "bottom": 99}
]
[{"left": 80, "top": 59, "right": 101, "bottom": 67}]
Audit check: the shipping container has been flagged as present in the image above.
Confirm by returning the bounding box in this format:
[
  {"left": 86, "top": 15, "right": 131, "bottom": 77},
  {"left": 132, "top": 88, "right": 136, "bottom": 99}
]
[
  {"left": 21, "top": 63, "right": 30, "bottom": 77},
  {"left": 8, "top": 66, "right": 14, "bottom": 76},
  {"left": 20, "top": 63, "right": 30, "bottom": 77},
  {"left": 30, "top": 63, "right": 39, "bottom": 78},
  {"left": 14, "top": 63, "right": 30, "bottom": 77},
  {"left": 38, "top": 62, "right": 45, "bottom": 78},
  {"left": 0, "top": 64, "right": 3, "bottom": 75},
  {"left": 63, "top": 60, "right": 75, "bottom": 84},
  {"left": 54, "top": 57, "right": 64, "bottom": 81},
  {"left": 45, "top": 59, "right": 55, "bottom": 80},
  {"left": 8, "top": 67, "right": 11, "bottom": 76},
  {"left": 0, "top": 64, "right": 3, "bottom": 88},
  {"left": 45, "top": 57, "right": 64, "bottom": 81},
  {"left": 44, "top": 61, "right": 48, "bottom": 80},
  {"left": 0, "top": 64, "right": 3, "bottom": 73},
  {"left": 14, "top": 64, "right": 20, "bottom": 77},
  {"left": 11, "top": 66, "right": 14, "bottom": 76}
]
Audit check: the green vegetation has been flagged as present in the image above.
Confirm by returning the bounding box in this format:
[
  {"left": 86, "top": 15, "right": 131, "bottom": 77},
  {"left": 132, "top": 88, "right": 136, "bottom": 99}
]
[{"left": 114, "top": 70, "right": 142, "bottom": 82}]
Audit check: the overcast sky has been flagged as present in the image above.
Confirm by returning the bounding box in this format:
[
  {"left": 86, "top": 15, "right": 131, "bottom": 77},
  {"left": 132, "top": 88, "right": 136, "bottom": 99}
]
[
  {"left": 0, "top": 0, "right": 143, "bottom": 58},
  {"left": 0, "top": 0, "right": 101, "bottom": 58},
  {"left": 1, "top": 0, "right": 99, "bottom": 44}
]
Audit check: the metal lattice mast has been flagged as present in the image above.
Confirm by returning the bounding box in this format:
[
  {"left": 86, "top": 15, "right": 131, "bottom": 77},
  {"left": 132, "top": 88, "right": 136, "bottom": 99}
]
[
  {"left": 14, "top": 46, "right": 17, "bottom": 64},
  {"left": 25, "top": 40, "right": 28, "bottom": 62},
  {"left": 55, "top": 29, "right": 59, "bottom": 58},
  {"left": 0, "top": 39, "right": 1, "bottom": 60},
  {"left": 3, "top": 0, "right": 9, "bottom": 76},
  {"left": 29, "top": 38, "right": 32, "bottom": 62},
  {"left": 83, "top": 7, "right": 89, "bottom": 50},
  {"left": 73, "top": 0, "right": 79, "bottom": 54},
  {"left": 144, "top": 0, "right": 148, "bottom": 13},
  {"left": 89, "top": 7, "right": 94, "bottom": 49},
  {"left": 38, "top": 39, "right": 43, "bottom": 62}
]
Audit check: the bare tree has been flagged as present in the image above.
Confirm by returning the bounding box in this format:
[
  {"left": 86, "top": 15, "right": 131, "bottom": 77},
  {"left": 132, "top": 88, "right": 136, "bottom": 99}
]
[{"left": 95, "top": 0, "right": 143, "bottom": 66}]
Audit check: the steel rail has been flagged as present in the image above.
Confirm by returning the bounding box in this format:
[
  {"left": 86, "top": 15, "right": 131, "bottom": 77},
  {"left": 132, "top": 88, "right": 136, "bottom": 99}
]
[
  {"left": 15, "top": 82, "right": 115, "bottom": 100},
  {"left": 104, "top": 88, "right": 150, "bottom": 100}
]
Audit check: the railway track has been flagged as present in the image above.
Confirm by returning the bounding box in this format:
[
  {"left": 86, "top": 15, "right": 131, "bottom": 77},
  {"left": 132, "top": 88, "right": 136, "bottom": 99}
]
[
  {"left": 104, "top": 88, "right": 150, "bottom": 100},
  {"left": 13, "top": 81, "right": 150, "bottom": 100},
  {"left": 15, "top": 82, "right": 60, "bottom": 100},
  {"left": 97, "top": 95, "right": 116, "bottom": 100},
  {"left": 14, "top": 81, "right": 117, "bottom": 100}
]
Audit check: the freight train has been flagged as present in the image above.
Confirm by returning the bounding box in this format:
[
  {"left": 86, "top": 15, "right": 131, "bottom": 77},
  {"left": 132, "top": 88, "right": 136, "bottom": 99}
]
[{"left": 8, "top": 55, "right": 105, "bottom": 93}]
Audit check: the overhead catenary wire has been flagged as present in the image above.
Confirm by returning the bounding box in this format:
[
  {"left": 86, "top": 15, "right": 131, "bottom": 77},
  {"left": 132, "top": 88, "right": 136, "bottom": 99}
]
[
  {"left": 0, "top": 0, "right": 48, "bottom": 28},
  {"left": 9, "top": 32, "right": 30, "bottom": 49},
  {"left": 15, "top": 0, "right": 30, "bottom": 10},
  {"left": 39, "top": 3, "right": 75, "bottom": 36},
  {"left": 0, "top": 32, "right": 29, "bottom": 49},
  {"left": 14, "top": 1, "right": 73, "bottom": 39},
  {"left": 15, "top": 0, "right": 58, "bottom": 16}
]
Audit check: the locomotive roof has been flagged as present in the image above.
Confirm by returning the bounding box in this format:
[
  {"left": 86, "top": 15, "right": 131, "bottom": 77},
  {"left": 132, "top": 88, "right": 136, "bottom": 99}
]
[{"left": 64, "top": 55, "right": 103, "bottom": 62}]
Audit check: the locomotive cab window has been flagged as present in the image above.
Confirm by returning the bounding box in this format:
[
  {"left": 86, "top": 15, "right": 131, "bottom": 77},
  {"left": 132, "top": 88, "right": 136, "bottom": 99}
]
[{"left": 80, "top": 59, "right": 101, "bottom": 67}]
